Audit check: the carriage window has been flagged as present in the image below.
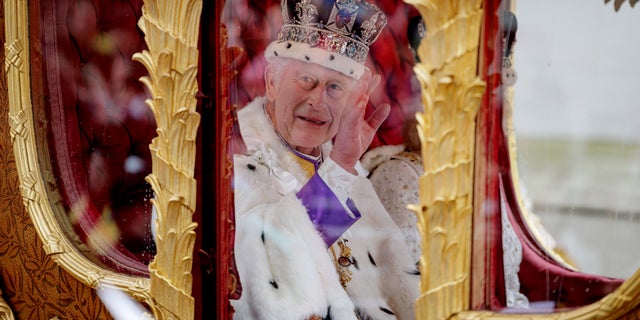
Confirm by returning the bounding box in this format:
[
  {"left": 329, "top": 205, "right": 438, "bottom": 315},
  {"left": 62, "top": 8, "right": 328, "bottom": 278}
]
[
  {"left": 512, "top": 0, "right": 640, "bottom": 279},
  {"left": 221, "top": 0, "right": 425, "bottom": 318},
  {"left": 34, "top": 0, "right": 155, "bottom": 275}
]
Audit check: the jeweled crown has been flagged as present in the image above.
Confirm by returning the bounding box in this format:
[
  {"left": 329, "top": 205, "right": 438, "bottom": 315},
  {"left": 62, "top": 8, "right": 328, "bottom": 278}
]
[{"left": 266, "top": 0, "right": 387, "bottom": 78}]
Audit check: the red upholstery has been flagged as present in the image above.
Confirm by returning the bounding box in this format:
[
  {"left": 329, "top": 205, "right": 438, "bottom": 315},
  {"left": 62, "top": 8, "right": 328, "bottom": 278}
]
[
  {"left": 502, "top": 175, "right": 624, "bottom": 308},
  {"left": 41, "top": 0, "right": 155, "bottom": 274},
  {"left": 474, "top": 3, "right": 625, "bottom": 310}
]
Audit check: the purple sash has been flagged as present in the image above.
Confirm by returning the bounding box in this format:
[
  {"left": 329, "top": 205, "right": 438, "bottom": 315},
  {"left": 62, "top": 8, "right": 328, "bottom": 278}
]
[{"left": 297, "top": 173, "right": 361, "bottom": 247}]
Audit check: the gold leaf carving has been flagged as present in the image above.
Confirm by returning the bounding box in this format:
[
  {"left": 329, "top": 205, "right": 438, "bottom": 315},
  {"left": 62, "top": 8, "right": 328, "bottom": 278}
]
[
  {"left": 4, "top": 39, "right": 23, "bottom": 72},
  {"left": 452, "top": 268, "right": 640, "bottom": 318},
  {"left": 42, "top": 233, "right": 64, "bottom": 255},
  {"left": 0, "top": 289, "right": 14, "bottom": 320},
  {"left": 405, "top": 0, "right": 485, "bottom": 319},
  {"left": 4, "top": 0, "right": 151, "bottom": 308},
  {"left": 606, "top": 0, "right": 639, "bottom": 11},
  {"left": 406, "top": 0, "right": 640, "bottom": 319},
  {"left": 133, "top": 1, "right": 203, "bottom": 319}
]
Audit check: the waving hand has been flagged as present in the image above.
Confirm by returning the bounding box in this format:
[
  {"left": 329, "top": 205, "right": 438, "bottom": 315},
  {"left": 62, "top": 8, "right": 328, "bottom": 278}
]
[{"left": 330, "top": 69, "right": 390, "bottom": 173}]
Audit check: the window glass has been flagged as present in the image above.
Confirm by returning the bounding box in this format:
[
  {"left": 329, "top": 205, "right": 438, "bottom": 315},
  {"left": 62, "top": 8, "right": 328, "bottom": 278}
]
[
  {"left": 221, "top": 0, "right": 425, "bottom": 317},
  {"left": 36, "top": 0, "right": 155, "bottom": 274},
  {"left": 513, "top": 0, "right": 640, "bottom": 279}
]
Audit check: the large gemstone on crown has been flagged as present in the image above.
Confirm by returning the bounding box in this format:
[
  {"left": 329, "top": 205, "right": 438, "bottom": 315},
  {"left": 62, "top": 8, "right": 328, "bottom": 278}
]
[
  {"left": 296, "top": 30, "right": 306, "bottom": 41},
  {"left": 346, "top": 42, "right": 357, "bottom": 57},
  {"left": 309, "top": 31, "right": 320, "bottom": 46},
  {"left": 335, "top": 9, "right": 352, "bottom": 28}
]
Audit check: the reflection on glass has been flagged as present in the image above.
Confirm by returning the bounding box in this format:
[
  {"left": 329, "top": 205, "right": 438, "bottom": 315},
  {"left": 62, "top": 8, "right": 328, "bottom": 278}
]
[
  {"left": 38, "top": 0, "right": 156, "bottom": 274},
  {"left": 513, "top": 0, "right": 640, "bottom": 279}
]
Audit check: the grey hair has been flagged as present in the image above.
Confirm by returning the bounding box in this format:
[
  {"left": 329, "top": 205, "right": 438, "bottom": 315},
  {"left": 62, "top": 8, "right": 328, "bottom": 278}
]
[{"left": 266, "top": 57, "right": 296, "bottom": 85}]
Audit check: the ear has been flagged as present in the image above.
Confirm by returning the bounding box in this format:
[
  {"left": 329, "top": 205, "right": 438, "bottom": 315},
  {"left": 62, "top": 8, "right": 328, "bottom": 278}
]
[{"left": 264, "top": 64, "right": 277, "bottom": 101}]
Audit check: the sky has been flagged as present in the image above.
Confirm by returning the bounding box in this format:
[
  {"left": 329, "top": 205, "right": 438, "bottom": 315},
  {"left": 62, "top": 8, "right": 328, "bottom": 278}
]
[{"left": 512, "top": 0, "right": 640, "bottom": 142}]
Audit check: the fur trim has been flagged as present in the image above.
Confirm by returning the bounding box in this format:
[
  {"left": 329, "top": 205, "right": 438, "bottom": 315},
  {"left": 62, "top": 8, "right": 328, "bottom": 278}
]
[
  {"left": 234, "top": 97, "right": 419, "bottom": 319},
  {"left": 233, "top": 154, "right": 357, "bottom": 319},
  {"left": 265, "top": 41, "right": 365, "bottom": 79},
  {"left": 360, "top": 144, "right": 407, "bottom": 172},
  {"left": 343, "top": 177, "right": 420, "bottom": 320}
]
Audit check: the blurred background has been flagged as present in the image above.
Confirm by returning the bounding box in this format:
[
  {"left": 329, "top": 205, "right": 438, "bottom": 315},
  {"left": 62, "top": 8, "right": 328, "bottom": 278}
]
[{"left": 512, "top": 0, "right": 640, "bottom": 279}]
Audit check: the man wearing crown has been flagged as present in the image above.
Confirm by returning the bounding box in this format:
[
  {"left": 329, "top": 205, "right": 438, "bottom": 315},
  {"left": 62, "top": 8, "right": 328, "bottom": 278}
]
[{"left": 232, "top": 0, "right": 419, "bottom": 319}]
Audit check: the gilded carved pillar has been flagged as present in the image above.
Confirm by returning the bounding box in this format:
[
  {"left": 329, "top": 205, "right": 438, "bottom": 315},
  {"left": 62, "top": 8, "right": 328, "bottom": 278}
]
[
  {"left": 403, "top": 0, "right": 486, "bottom": 319},
  {"left": 134, "top": 1, "right": 203, "bottom": 319}
]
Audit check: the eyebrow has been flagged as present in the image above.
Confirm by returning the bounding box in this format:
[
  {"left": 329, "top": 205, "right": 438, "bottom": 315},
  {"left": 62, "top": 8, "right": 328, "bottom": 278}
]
[
  {"left": 295, "top": 67, "right": 349, "bottom": 86},
  {"left": 296, "top": 71, "right": 315, "bottom": 79}
]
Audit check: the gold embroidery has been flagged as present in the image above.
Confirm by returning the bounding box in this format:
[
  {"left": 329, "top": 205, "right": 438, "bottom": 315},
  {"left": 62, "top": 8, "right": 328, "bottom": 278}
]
[{"left": 291, "top": 153, "right": 316, "bottom": 179}]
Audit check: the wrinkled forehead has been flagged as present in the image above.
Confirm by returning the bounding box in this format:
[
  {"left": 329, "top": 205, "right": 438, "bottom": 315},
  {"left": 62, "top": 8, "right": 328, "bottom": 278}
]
[
  {"left": 301, "top": 62, "right": 355, "bottom": 82},
  {"left": 283, "top": 58, "right": 358, "bottom": 85}
]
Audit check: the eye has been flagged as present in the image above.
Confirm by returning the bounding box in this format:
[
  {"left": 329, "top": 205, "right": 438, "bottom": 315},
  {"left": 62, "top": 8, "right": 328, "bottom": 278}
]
[
  {"left": 297, "top": 74, "right": 317, "bottom": 90},
  {"left": 327, "top": 82, "right": 344, "bottom": 98}
]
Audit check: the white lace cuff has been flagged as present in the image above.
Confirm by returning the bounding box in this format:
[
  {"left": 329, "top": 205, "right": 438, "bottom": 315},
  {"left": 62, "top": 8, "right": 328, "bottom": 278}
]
[
  {"left": 317, "top": 157, "right": 365, "bottom": 218},
  {"left": 318, "top": 157, "right": 359, "bottom": 193}
]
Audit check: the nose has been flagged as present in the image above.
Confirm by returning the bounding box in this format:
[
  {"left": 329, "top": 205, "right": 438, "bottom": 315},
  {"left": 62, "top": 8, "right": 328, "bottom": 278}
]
[{"left": 307, "top": 85, "right": 324, "bottom": 110}]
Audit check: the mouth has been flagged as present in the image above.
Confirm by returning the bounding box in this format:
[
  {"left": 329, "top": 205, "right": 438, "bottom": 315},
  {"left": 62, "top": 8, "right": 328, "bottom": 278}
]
[{"left": 298, "top": 116, "right": 327, "bottom": 126}]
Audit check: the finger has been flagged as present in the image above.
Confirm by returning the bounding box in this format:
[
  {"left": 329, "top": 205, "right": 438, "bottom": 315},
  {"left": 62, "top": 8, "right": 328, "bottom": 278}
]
[
  {"left": 348, "top": 74, "right": 371, "bottom": 107},
  {"left": 360, "top": 68, "right": 372, "bottom": 83},
  {"left": 338, "top": 98, "right": 366, "bottom": 134},
  {"left": 350, "top": 98, "right": 367, "bottom": 123},
  {"left": 366, "top": 103, "right": 390, "bottom": 131},
  {"left": 357, "top": 69, "right": 372, "bottom": 94},
  {"left": 367, "top": 74, "right": 381, "bottom": 96}
]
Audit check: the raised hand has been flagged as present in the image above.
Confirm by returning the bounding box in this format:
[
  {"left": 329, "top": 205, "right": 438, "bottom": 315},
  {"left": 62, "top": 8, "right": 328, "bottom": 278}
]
[{"left": 330, "top": 69, "right": 390, "bottom": 174}]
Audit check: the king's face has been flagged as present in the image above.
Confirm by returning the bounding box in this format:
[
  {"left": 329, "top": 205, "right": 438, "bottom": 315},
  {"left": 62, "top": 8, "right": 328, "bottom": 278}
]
[{"left": 265, "top": 59, "right": 355, "bottom": 155}]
